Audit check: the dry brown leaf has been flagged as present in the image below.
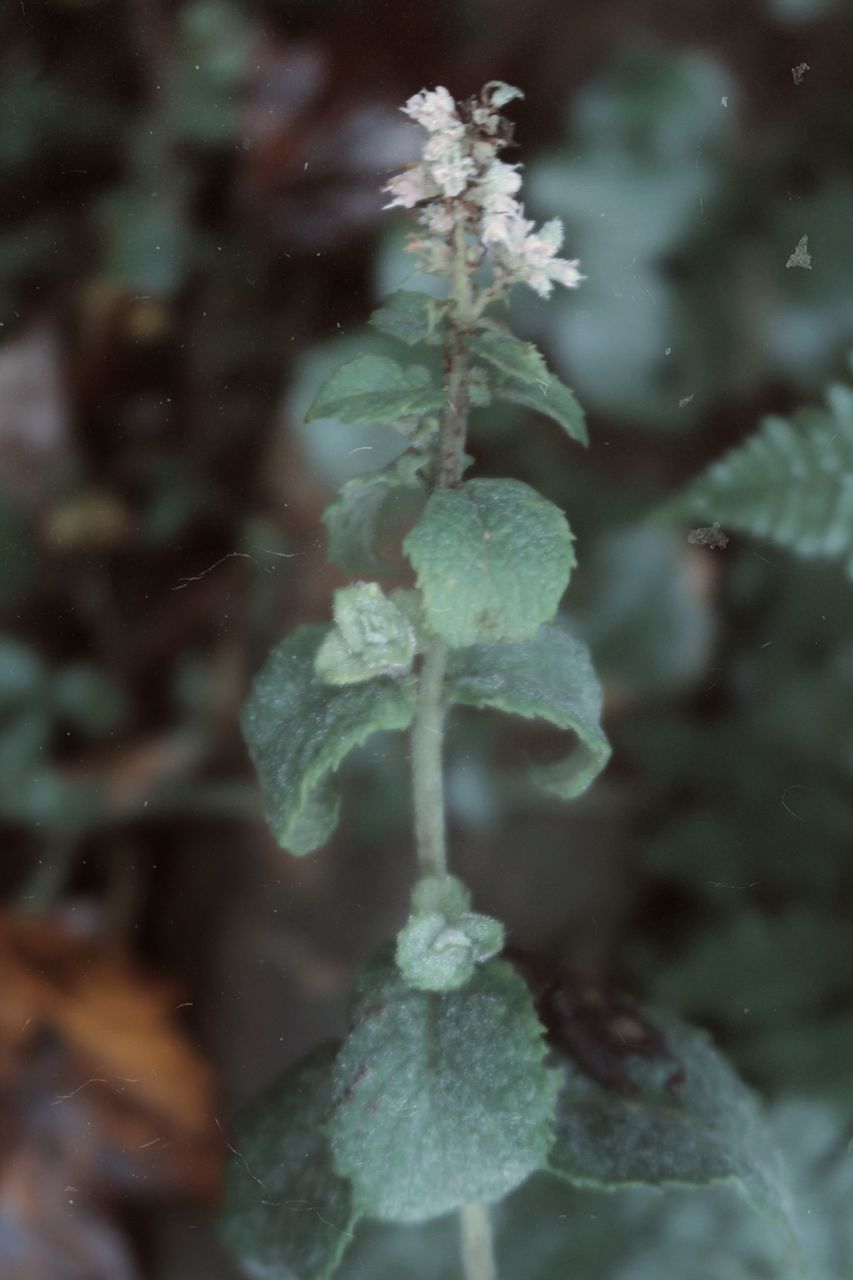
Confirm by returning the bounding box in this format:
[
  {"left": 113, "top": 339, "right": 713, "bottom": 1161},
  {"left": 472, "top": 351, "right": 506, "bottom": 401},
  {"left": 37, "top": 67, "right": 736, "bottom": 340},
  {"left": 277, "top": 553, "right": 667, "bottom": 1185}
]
[{"left": 0, "top": 911, "right": 223, "bottom": 1197}]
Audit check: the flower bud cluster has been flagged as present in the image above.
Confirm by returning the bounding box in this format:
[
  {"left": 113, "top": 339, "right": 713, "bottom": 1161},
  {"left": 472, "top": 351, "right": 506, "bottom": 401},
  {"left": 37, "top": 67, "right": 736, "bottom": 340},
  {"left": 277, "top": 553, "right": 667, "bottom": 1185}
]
[{"left": 384, "top": 82, "right": 583, "bottom": 299}]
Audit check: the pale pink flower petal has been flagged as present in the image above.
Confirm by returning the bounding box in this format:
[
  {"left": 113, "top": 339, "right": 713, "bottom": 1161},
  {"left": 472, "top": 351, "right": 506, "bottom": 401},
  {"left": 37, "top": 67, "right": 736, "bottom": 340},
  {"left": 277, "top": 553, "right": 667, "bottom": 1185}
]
[
  {"left": 383, "top": 165, "right": 439, "bottom": 210},
  {"left": 403, "top": 86, "right": 459, "bottom": 133},
  {"left": 420, "top": 204, "right": 457, "bottom": 235}
]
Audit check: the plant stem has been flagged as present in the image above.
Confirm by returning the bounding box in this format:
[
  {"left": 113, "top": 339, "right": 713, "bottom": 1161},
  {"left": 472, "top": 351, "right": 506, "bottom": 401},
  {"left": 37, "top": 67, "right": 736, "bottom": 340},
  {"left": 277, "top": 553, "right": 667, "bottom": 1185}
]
[
  {"left": 410, "top": 214, "right": 475, "bottom": 881},
  {"left": 459, "top": 1202, "right": 497, "bottom": 1280},
  {"left": 411, "top": 635, "right": 448, "bottom": 878},
  {"left": 439, "top": 219, "right": 474, "bottom": 488}
]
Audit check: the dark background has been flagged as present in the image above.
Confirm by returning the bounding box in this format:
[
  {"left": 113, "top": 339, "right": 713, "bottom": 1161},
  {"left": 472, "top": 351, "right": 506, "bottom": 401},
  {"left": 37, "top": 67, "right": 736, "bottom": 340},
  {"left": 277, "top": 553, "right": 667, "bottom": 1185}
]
[{"left": 1, "top": 0, "right": 852, "bottom": 1276}]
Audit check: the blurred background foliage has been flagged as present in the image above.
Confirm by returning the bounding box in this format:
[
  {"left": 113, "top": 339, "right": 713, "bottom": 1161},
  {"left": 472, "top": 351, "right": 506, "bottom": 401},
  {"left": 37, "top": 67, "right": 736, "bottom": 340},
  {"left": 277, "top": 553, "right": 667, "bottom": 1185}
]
[{"left": 1, "top": 0, "right": 852, "bottom": 1276}]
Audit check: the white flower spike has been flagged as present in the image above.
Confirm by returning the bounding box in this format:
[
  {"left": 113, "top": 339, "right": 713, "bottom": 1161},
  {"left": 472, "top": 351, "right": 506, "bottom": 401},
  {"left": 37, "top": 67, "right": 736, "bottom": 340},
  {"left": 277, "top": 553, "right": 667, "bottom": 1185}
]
[{"left": 384, "top": 82, "right": 583, "bottom": 301}]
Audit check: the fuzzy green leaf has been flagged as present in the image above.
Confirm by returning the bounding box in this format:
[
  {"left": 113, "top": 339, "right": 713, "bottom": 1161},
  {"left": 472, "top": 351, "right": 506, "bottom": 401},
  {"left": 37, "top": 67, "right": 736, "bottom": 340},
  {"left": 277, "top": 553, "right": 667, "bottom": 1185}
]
[
  {"left": 328, "top": 950, "right": 558, "bottom": 1223},
  {"left": 469, "top": 329, "right": 550, "bottom": 384},
  {"left": 663, "top": 382, "right": 853, "bottom": 577},
  {"left": 219, "top": 1045, "right": 359, "bottom": 1280},
  {"left": 549, "top": 1011, "right": 796, "bottom": 1239},
  {"left": 241, "top": 626, "right": 416, "bottom": 854},
  {"left": 469, "top": 330, "right": 587, "bottom": 445},
  {"left": 446, "top": 624, "right": 611, "bottom": 799},
  {"left": 496, "top": 375, "right": 588, "bottom": 445},
  {"left": 396, "top": 876, "right": 504, "bottom": 992},
  {"left": 315, "top": 583, "right": 416, "bottom": 686},
  {"left": 322, "top": 452, "right": 426, "bottom": 577},
  {"left": 403, "top": 479, "right": 574, "bottom": 648},
  {"left": 305, "top": 354, "right": 444, "bottom": 428},
  {"left": 369, "top": 291, "right": 445, "bottom": 346}
]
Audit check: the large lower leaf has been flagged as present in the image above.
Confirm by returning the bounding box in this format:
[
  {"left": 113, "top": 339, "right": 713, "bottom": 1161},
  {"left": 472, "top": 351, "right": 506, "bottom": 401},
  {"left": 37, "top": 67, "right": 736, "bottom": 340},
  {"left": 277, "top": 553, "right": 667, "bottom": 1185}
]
[
  {"left": 305, "top": 354, "right": 444, "bottom": 428},
  {"left": 662, "top": 380, "right": 853, "bottom": 577},
  {"left": 219, "top": 1045, "right": 359, "bottom": 1280},
  {"left": 404, "top": 479, "right": 574, "bottom": 648},
  {"left": 446, "top": 624, "right": 611, "bottom": 800},
  {"left": 549, "top": 1010, "right": 797, "bottom": 1242},
  {"left": 469, "top": 330, "right": 588, "bottom": 446},
  {"left": 328, "top": 949, "right": 558, "bottom": 1224},
  {"left": 241, "top": 626, "right": 416, "bottom": 854}
]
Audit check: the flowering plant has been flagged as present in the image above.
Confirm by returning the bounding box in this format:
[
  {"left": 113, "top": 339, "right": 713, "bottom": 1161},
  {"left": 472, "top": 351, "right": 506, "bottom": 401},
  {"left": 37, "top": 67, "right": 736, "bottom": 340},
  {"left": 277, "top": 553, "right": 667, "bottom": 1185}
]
[
  {"left": 218, "top": 84, "right": 798, "bottom": 1280},
  {"left": 386, "top": 83, "right": 583, "bottom": 299}
]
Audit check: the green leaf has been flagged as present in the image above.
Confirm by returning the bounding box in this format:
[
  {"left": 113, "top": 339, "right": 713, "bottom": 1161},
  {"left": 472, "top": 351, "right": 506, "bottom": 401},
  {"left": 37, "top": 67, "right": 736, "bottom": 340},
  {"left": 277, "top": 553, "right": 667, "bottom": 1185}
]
[
  {"left": 328, "top": 949, "right": 558, "bottom": 1223},
  {"left": 469, "top": 330, "right": 587, "bottom": 445},
  {"left": 219, "top": 1044, "right": 359, "bottom": 1280},
  {"left": 404, "top": 479, "right": 574, "bottom": 647},
  {"left": 496, "top": 374, "right": 588, "bottom": 446},
  {"left": 305, "top": 355, "right": 444, "bottom": 428},
  {"left": 446, "top": 624, "right": 611, "bottom": 800},
  {"left": 396, "top": 875, "right": 504, "bottom": 992},
  {"left": 549, "top": 1010, "right": 797, "bottom": 1240},
  {"left": 340, "top": 1164, "right": 807, "bottom": 1280},
  {"left": 315, "top": 583, "right": 416, "bottom": 686},
  {"left": 340, "top": 1100, "right": 840, "bottom": 1280},
  {"left": 369, "top": 291, "right": 445, "bottom": 346},
  {"left": 396, "top": 911, "right": 504, "bottom": 991},
  {"left": 662, "top": 381, "right": 853, "bottom": 577},
  {"left": 469, "top": 329, "right": 550, "bottom": 385},
  {"left": 241, "top": 626, "right": 416, "bottom": 854},
  {"left": 322, "top": 451, "right": 426, "bottom": 577}
]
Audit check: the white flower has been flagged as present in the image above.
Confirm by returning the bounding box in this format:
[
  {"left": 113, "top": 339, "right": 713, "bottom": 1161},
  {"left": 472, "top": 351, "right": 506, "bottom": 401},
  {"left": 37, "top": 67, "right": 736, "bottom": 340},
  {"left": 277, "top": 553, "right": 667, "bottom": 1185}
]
[
  {"left": 475, "top": 160, "right": 523, "bottom": 220},
  {"left": 544, "top": 257, "right": 584, "bottom": 291},
  {"left": 471, "top": 136, "right": 500, "bottom": 165},
  {"left": 519, "top": 220, "right": 584, "bottom": 295},
  {"left": 481, "top": 209, "right": 533, "bottom": 248},
  {"left": 384, "top": 83, "right": 584, "bottom": 300},
  {"left": 471, "top": 104, "right": 500, "bottom": 135},
  {"left": 479, "top": 159, "right": 522, "bottom": 201},
  {"left": 484, "top": 211, "right": 584, "bottom": 297},
  {"left": 420, "top": 203, "right": 456, "bottom": 235},
  {"left": 424, "top": 134, "right": 476, "bottom": 198},
  {"left": 403, "top": 86, "right": 460, "bottom": 133},
  {"left": 471, "top": 83, "right": 524, "bottom": 135},
  {"left": 383, "top": 164, "right": 438, "bottom": 210},
  {"left": 522, "top": 218, "right": 564, "bottom": 266},
  {"left": 482, "top": 81, "right": 524, "bottom": 109}
]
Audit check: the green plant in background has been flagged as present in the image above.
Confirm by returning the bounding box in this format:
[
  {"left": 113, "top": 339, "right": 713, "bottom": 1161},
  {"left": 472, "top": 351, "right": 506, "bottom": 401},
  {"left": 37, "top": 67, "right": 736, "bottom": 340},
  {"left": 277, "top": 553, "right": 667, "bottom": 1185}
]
[
  {"left": 219, "top": 85, "right": 801, "bottom": 1280},
  {"left": 663, "top": 370, "right": 853, "bottom": 578}
]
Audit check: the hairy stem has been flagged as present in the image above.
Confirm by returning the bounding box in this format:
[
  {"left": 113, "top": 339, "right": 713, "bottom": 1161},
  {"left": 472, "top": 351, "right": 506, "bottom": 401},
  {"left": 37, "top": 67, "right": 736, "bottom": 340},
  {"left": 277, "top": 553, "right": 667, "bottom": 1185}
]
[
  {"left": 411, "top": 636, "right": 449, "bottom": 878},
  {"left": 459, "top": 1202, "right": 497, "bottom": 1280},
  {"left": 410, "top": 214, "right": 475, "bottom": 881},
  {"left": 439, "top": 219, "right": 474, "bottom": 488},
  {"left": 407, "top": 216, "right": 498, "bottom": 1270}
]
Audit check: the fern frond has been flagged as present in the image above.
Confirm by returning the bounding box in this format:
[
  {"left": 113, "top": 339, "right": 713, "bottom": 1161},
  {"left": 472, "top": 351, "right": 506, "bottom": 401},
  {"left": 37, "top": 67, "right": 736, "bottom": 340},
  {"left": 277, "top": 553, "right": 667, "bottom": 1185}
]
[{"left": 664, "top": 381, "right": 853, "bottom": 577}]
